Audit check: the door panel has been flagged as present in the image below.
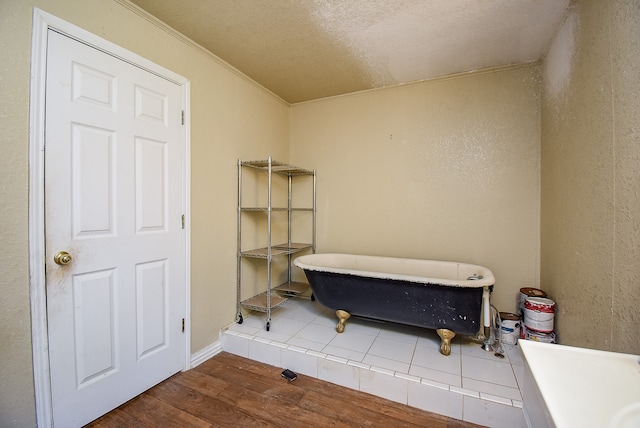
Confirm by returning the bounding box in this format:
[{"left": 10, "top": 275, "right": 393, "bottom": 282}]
[
  {"left": 72, "top": 123, "right": 116, "bottom": 237},
  {"left": 45, "top": 29, "right": 185, "bottom": 427},
  {"left": 73, "top": 269, "right": 117, "bottom": 387},
  {"left": 135, "top": 137, "right": 168, "bottom": 232},
  {"left": 136, "top": 259, "right": 168, "bottom": 359}
]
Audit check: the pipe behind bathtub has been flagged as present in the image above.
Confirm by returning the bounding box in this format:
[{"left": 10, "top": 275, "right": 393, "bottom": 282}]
[
  {"left": 491, "top": 305, "right": 504, "bottom": 355},
  {"left": 481, "top": 286, "right": 493, "bottom": 351}
]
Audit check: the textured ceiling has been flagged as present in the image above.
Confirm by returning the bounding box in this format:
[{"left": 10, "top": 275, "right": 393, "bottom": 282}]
[{"left": 129, "top": 0, "right": 570, "bottom": 103}]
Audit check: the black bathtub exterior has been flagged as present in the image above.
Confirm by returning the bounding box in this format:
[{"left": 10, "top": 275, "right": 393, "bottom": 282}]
[{"left": 302, "top": 269, "right": 484, "bottom": 336}]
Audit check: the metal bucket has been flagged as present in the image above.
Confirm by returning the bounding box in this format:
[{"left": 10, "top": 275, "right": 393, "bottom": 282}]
[
  {"left": 499, "top": 312, "right": 521, "bottom": 345},
  {"left": 524, "top": 297, "right": 556, "bottom": 333}
]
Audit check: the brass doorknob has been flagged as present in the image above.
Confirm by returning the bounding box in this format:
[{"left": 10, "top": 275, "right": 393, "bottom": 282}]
[{"left": 54, "top": 251, "right": 73, "bottom": 266}]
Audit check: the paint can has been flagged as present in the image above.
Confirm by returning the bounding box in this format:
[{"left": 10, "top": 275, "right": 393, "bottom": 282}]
[
  {"left": 518, "top": 287, "right": 547, "bottom": 315},
  {"left": 524, "top": 297, "right": 556, "bottom": 333},
  {"left": 499, "top": 312, "right": 521, "bottom": 345},
  {"left": 522, "top": 325, "right": 557, "bottom": 343}
]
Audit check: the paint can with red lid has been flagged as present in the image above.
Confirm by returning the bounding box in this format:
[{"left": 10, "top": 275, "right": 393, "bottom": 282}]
[{"left": 524, "top": 297, "right": 555, "bottom": 333}]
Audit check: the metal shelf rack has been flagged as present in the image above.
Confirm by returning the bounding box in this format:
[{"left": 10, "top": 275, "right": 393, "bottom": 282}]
[{"left": 236, "top": 156, "right": 316, "bottom": 331}]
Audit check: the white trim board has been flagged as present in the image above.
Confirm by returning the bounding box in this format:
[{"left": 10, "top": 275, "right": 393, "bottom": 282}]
[
  {"left": 191, "top": 341, "right": 224, "bottom": 369},
  {"left": 28, "top": 8, "right": 191, "bottom": 427}
]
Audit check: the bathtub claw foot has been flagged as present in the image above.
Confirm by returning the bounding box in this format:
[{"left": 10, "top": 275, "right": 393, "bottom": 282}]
[
  {"left": 436, "top": 329, "right": 456, "bottom": 356},
  {"left": 336, "top": 310, "right": 351, "bottom": 333}
]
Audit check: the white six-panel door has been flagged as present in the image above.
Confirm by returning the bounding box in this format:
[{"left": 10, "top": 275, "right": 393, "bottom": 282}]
[{"left": 45, "top": 29, "right": 185, "bottom": 427}]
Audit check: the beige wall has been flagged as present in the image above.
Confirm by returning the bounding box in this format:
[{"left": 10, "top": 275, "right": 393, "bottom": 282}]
[
  {"left": 290, "top": 65, "right": 542, "bottom": 315},
  {"left": 541, "top": 0, "right": 640, "bottom": 354},
  {"left": 0, "top": 1, "right": 288, "bottom": 426}
]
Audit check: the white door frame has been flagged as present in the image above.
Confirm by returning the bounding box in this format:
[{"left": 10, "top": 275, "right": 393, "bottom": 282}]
[{"left": 28, "top": 8, "right": 191, "bottom": 427}]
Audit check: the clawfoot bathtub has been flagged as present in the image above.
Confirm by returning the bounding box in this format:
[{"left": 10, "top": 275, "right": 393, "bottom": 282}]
[{"left": 294, "top": 253, "right": 494, "bottom": 355}]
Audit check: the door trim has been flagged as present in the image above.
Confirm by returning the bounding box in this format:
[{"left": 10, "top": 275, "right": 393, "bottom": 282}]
[{"left": 28, "top": 8, "right": 191, "bottom": 426}]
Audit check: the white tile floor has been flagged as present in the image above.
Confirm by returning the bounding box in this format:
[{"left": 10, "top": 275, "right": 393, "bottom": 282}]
[{"left": 221, "top": 298, "right": 528, "bottom": 428}]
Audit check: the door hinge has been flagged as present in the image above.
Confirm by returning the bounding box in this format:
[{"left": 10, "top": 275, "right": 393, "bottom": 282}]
[
  {"left": 181, "top": 214, "right": 185, "bottom": 229},
  {"left": 181, "top": 110, "right": 185, "bottom": 125},
  {"left": 182, "top": 318, "right": 185, "bottom": 333}
]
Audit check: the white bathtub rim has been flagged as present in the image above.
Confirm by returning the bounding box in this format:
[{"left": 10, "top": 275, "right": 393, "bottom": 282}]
[
  {"left": 294, "top": 253, "right": 494, "bottom": 288},
  {"left": 519, "top": 340, "right": 640, "bottom": 428}
]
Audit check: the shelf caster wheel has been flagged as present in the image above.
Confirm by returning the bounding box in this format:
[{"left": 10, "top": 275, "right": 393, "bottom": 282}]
[
  {"left": 311, "top": 293, "right": 315, "bottom": 301},
  {"left": 236, "top": 313, "right": 243, "bottom": 324},
  {"left": 266, "top": 321, "right": 270, "bottom": 331}
]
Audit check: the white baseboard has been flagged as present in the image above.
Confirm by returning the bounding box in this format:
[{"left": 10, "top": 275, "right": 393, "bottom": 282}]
[{"left": 190, "top": 340, "right": 223, "bottom": 369}]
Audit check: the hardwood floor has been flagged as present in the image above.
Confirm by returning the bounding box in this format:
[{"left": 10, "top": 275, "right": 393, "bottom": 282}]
[{"left": 86, "top": 352, "right": 483, "bottom": 427}]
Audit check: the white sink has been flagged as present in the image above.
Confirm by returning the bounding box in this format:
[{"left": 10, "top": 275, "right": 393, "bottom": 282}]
[{"left": 519, "top": 340, "right": 640, "bottom": 428}]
